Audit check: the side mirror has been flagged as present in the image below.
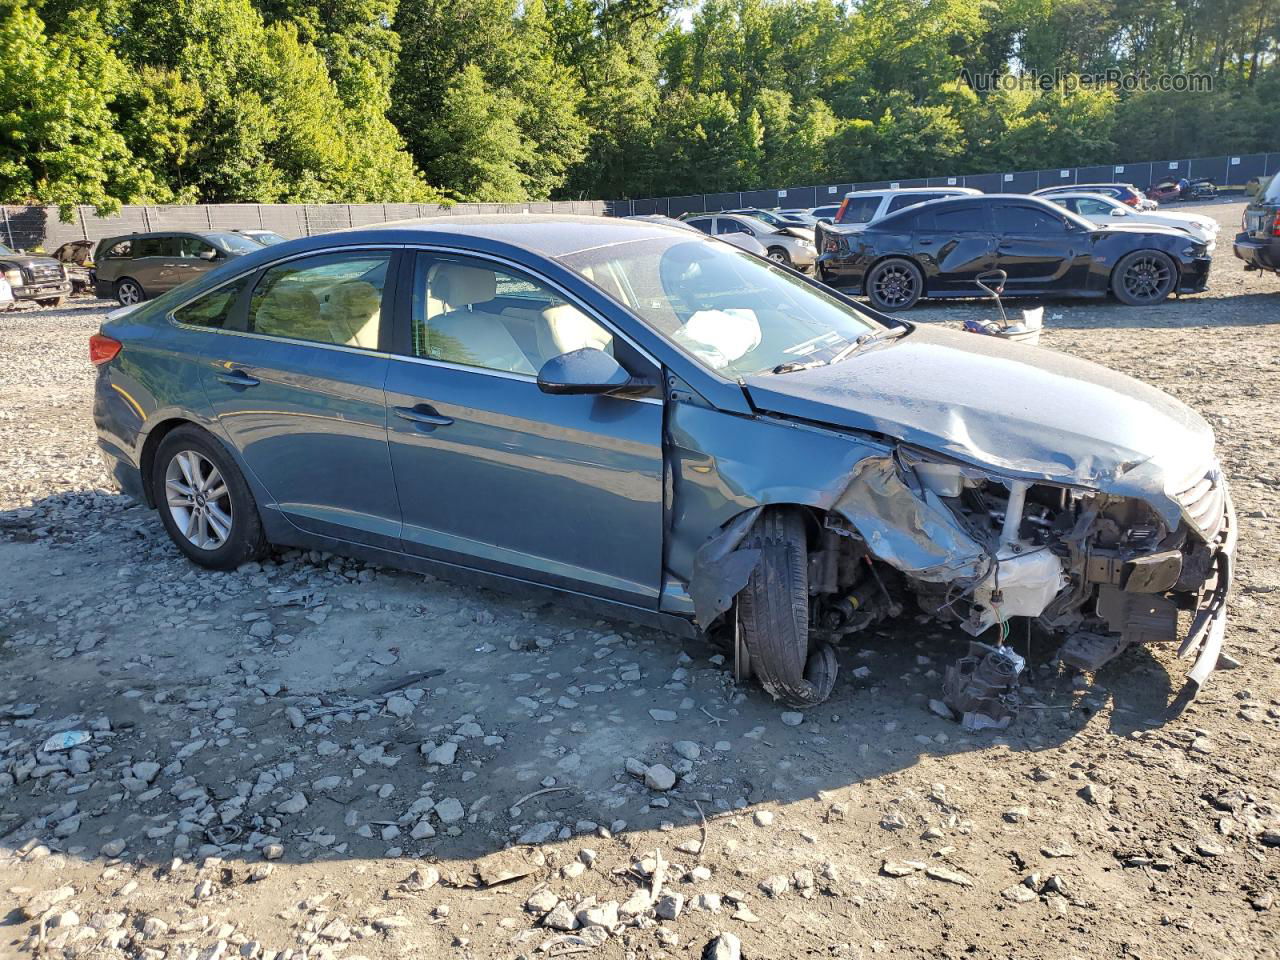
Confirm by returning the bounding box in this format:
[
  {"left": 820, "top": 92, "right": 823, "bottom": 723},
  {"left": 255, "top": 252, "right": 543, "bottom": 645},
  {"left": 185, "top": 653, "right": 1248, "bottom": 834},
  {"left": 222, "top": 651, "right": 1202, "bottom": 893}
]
[
  {"left": 537, "top": 348, "right": 656, "bottom": 398},
  {"left": 1110, "top": 208, "right": 1127, "bottom": 217},
  {"left": 199, "top": 249, "right": 218, "bottom": 260}
]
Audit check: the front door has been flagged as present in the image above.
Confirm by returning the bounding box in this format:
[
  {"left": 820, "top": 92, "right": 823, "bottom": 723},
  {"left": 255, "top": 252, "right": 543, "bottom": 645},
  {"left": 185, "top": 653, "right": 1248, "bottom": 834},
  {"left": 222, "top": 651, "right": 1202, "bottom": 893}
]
[
  {"left": 991, "top": 203, "right": 1086, "bottom": 292},
  {"left": 201, "top": 249, "right": 403, "bottom": 548},
  {"left": 384, "top": 251, "right": 665, "bottom": 606}
]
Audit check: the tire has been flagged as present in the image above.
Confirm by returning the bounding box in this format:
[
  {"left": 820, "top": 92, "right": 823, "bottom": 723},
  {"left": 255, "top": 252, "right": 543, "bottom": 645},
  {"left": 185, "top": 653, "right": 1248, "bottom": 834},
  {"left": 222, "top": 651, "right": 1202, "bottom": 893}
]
[
  {"left": 737, "top": 508, "right": 838, "bottom": 708},
  {"left": 766, "top": 247, "right": 792, "bottom": 267},
  {"left": 152, "top": 426, "right": 267, "bottom": 570},
  {"left": 116, "top": 278, "right": 145, "bottom": 306},
  {"left": 38, "top": 297, "right": 65, "bottom": 307},
  {"left": 1111, "top": 250, "right": 1176, "bottom": 306},
  {"left": 865, "top": 257, "right": 923, "bottom": 311}
]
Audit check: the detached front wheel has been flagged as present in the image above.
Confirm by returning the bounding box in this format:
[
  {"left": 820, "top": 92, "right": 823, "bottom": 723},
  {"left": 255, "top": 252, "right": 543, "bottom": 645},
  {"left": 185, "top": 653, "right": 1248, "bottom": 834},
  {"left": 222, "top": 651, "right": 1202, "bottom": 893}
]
[{"left": 737, "top": 508, "right": 838, "bottom": 707}]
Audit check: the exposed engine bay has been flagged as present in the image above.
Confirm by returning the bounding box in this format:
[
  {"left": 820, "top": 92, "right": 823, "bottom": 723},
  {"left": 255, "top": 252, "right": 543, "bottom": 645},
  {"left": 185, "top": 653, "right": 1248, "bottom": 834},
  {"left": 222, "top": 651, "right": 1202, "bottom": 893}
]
[{"left": 702, "top": 447, "right": 1234, "bottom": 722}]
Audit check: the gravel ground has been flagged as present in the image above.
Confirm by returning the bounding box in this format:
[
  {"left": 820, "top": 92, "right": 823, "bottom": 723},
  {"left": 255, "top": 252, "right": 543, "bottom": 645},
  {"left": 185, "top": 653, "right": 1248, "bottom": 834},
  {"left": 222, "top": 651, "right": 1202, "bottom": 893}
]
[{"left": 1, "top": 200, "right": 1278, "bottom": 960}]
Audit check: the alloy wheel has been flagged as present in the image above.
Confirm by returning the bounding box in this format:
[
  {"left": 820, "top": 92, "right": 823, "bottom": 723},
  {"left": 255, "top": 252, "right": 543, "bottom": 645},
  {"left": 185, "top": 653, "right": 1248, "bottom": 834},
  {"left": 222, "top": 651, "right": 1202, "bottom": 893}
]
[
  {"left": 164, "top": 450, "right": 233, "bottom": 550},
  {"left": 873, "top": 265, "right": 916, "bottom": 307},
  {"left": 768, "top": 250, "right": 788, "bottom": 262},
  {"left": 118, "top": 281, "right": 141, "bottom": 305},
  {"left": 1120, "top": 256, "right": 1172, "bottom": 302}
]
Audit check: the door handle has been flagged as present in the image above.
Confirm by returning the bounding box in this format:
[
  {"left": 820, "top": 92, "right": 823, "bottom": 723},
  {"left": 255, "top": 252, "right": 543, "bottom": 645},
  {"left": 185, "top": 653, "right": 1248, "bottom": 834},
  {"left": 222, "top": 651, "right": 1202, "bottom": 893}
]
[
  {"left": 394, "top": 404, "right": 454, "bottom": 427},
  {"left": 215, "top": 370, "right": 260, "bottom": 387}
]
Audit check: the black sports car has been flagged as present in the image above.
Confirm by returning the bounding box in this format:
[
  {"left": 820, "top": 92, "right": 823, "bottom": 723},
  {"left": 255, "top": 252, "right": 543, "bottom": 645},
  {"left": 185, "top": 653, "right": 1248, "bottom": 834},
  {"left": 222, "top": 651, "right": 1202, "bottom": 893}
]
[{"left": 815, "top": 194, "right": 1212, "bottom": 311}]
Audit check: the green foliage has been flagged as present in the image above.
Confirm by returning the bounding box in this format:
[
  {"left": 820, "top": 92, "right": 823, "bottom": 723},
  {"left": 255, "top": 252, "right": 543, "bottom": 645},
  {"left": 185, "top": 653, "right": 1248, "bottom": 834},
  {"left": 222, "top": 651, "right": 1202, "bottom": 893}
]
[{"left": 2, "top": 0, "right": 1278, "bottom": 209}]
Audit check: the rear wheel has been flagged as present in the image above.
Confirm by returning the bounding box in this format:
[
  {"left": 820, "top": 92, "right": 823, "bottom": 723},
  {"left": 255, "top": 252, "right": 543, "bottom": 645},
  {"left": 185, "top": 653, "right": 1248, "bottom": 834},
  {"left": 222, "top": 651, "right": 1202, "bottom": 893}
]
[
  {"left": 1112, "top": 250, "right": 1176, "bottom": 305},
  {"left": 116, "top": 278, "right": 144, "bottom": 306},
  {"left": 153, "top": 426, "right": 267, "bottom": 570},
  {"left": 767, "top": 247, "right": 792, "bottom": 267},
  {"left": 737, "top": 508, "right": 838, "bottom": 708},
  {"left": 37, "top": 297, "right": 65, "bottom": 307},
  {"left": 865, "top": 257, "right": 923, "bottom": 311}
]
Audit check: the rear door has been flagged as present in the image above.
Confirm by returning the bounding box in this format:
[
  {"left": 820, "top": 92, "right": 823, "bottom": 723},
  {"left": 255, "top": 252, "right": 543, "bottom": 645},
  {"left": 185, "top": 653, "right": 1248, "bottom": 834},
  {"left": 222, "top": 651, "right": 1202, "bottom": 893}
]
[
  {"left": 991, "top": 202, "right": 1086, "bottom": 292},
  {"left": 912, "top": 202, "right": 996, "bottom": 293},
  {"left": 200, "top": 248, "right": 404, "bottom": 548},
  {"left": 383, "top": 250, "right": 665, "bottom": 606}
]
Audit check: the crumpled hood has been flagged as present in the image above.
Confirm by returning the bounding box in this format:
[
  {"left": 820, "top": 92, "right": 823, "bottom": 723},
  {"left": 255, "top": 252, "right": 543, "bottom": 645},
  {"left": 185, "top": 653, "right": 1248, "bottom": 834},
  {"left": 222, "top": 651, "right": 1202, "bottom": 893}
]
[{"left": 741, "top": 324, "right": 1215, "bottom": 496}]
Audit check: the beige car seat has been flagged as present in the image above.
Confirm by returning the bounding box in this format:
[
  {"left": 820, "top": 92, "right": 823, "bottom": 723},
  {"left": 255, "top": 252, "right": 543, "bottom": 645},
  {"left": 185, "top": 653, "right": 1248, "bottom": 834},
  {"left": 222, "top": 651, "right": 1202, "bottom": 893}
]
[
  {"left": 253, "top": 284, "right": 324, "bottom": 341},
  {"left": 325, "top": 280, "right": 381, "bottom": 349},
  {"left": 424, "top": 263, "right": 534, "bottom": 375}
]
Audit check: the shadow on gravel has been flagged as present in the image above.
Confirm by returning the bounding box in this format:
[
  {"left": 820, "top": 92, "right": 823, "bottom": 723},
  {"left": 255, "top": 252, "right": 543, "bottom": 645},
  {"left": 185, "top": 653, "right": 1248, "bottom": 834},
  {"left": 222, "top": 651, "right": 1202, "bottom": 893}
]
[{"left": 0, "top": 490, "right": 1183, "bottom": 875}]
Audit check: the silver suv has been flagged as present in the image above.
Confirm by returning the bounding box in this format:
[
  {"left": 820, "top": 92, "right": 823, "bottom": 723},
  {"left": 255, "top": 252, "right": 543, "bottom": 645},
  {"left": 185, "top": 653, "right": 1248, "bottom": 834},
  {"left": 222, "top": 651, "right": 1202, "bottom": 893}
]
[{"left": 833, "top": 187, "right": 981, "bottom": 229}]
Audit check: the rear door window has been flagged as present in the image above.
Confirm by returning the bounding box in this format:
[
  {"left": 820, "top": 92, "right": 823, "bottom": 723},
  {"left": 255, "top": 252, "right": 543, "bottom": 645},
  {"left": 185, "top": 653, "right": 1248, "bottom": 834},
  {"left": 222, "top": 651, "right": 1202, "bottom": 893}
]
[
  {"left": 922, "top": 205, "right": 990, "bottom": 233},
  {"left": 686, "top": 218, "right": 713, "bottom": 234},
  {"left": 715, "top": 219, "right": 746, "bottom": 235},
  {"left": 247, "top": 252, "right": 391, "bottom": 350},
  {"left": 134, "top": 236, "right": 177, "bottom": 258}
]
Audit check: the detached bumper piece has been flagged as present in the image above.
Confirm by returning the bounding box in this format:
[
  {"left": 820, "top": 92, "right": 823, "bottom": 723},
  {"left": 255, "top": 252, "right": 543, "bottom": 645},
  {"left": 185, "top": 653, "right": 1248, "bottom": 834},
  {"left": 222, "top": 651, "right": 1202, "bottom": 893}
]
[{"left": 1175, "top": 491, "right": 1235, "bottom": 702}]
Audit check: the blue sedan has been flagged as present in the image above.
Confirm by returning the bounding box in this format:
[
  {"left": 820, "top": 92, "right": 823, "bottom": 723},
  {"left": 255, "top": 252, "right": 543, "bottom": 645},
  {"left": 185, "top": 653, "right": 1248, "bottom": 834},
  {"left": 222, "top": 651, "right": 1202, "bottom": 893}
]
[{"left": 91, "top": 216, "right": 1234, "bottom": 712}]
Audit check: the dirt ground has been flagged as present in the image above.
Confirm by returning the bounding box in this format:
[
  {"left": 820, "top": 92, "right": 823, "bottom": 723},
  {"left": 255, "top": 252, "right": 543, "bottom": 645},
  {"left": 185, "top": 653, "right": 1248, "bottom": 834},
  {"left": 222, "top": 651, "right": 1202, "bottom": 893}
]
[{"left": 1, "top": 200, "right": 1278, "bottom": 960}]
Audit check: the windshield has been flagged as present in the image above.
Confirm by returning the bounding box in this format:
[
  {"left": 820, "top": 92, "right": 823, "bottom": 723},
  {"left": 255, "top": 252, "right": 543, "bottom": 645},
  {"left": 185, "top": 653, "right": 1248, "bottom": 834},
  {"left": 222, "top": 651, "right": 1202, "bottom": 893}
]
[
  {"left": 560, "top": 234, "right": 881, "bottom": 377},
  {"left": 204, "top": 232, "right": 265, "bottom": 255},
  {"left": 250, "top": 231, "right": 287, "bottom": 245}
]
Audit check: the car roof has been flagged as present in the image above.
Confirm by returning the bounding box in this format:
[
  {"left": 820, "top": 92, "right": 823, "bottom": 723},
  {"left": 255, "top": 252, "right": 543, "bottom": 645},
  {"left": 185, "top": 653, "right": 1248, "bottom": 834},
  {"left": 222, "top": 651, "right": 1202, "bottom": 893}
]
[
  {"left": 328, "top": 214, "right": 697, "bottom": 259},
  {"left": 843, "top": 187, "right": 978, "bottom": 198}
]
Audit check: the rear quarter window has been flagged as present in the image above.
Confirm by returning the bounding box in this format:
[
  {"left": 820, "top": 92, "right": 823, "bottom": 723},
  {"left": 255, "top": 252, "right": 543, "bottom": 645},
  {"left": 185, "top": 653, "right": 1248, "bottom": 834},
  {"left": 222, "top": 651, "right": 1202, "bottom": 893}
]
[
  {"left": 171, "top": 276, "right": 252, "bottom": 329},
  {"left": 101, "top": 240, "right": 133, "bottom": 259}
]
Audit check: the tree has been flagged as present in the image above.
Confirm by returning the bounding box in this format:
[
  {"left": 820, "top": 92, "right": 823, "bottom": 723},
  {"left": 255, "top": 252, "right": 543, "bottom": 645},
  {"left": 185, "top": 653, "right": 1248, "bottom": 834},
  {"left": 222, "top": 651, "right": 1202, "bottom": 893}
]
[
  {"left": 424, "top": 63, "right": 532, "bottom": 202},
  {"left": 0, "top": 0, "right": 151, "bottom": 214}
]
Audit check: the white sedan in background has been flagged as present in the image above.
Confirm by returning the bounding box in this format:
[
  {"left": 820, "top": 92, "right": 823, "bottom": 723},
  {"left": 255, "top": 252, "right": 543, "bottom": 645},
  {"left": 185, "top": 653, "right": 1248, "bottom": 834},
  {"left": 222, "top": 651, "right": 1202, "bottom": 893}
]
[{"left": 1047, "top": 192, "right": 1220, "bottom": 249}]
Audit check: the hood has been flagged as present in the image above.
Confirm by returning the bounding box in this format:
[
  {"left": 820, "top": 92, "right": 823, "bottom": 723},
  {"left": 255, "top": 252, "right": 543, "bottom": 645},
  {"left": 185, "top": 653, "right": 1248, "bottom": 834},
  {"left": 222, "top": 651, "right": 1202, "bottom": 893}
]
[
  {"left": 0, "top": 253, "right": 61, "bottom": 268},
  {"left": 741, "top": 324, "right": 1214, "bottom": 496},
  {"left": 1088, "top": 221, "right": 1199, "bottom": 243},
  {"left": 776, "top": 226, "right": 814, "bottom": 241}
]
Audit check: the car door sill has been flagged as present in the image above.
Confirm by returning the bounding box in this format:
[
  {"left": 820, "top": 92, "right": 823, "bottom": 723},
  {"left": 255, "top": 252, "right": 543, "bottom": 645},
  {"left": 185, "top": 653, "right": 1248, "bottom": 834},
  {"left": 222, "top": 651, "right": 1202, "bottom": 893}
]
[{"left": 268, "top": 524, "right": 698, "bottom": 639}]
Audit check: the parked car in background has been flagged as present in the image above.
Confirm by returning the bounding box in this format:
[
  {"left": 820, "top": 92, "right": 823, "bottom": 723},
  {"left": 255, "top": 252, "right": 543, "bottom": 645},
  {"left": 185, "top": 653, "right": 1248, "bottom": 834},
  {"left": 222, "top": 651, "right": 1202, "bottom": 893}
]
[
  {"left": 0, "top": 242, "right": 72, "bottom": 306},
  {"left": 831, "top": 187, "right": 981, "bottom": 229},
  {"left": 1033, "top": 183, "right": 1156, "bottom": 210},
  {"left": 776, "top": 210, "right": 821, "bottom": 227},
  {"left": 683, "top": 213, "right": 816, "bottom": 270},
  {"left": 1234, "top": 173, "right": 1280, "bottom": 276},
  {"left": 817, "top": 194, "right": 1212, "bottom": 310},
  {"left": 234, "top": 229, "right": 289, "bottom": 246},
  {"left": 0, "top": 276, "right": 12, "bottom": 310},
  {"left": 635, "top": 214, "right": 771, "bottom": 257},
  {"left": 52, "top": 240, "right": 96, "bottom": 294},
  {"left": 810, "top": 204, "right": 841, "bottom": 224},
  {"left": 88, "top": 215, "right": 1235, "bottom": 708},
  {"left": 94, "top": 231, "right": 264, "bottom": 305},
  {"left": 1045, "top": 192, "right": 1220, "bottom": 248}
]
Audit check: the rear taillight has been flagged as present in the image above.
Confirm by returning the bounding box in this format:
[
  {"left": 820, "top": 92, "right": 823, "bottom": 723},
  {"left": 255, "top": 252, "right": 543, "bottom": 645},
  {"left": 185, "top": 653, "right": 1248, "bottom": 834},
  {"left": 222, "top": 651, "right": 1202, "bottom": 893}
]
[
  {"left": 835, "top": 198, "right": 849, "bottom": 223},
  {"left": 1124, "top": 195, "right": 1139, "bottom": 206},
  {"left": 1272, "top": 212, "right": 1280, "bottom": 237},
  {"left": 824, "top": 238, "right": 838, "bottom": 253},
  {"left": 90, "top": 333, "right": 121, "bottom": 365}
]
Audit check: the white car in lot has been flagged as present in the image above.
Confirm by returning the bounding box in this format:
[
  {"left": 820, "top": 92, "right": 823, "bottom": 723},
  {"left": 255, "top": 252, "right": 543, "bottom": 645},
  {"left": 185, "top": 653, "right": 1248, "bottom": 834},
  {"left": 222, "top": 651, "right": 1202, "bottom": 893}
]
[
  {"left": 831, "top": 187, "right": 982, "bottom": 230},
  {"left": 683, "top": 213, "right": 817, "bottom": 271},
  {"left": 1046, "top": 192, "right": 1220, "bottom": 249}
]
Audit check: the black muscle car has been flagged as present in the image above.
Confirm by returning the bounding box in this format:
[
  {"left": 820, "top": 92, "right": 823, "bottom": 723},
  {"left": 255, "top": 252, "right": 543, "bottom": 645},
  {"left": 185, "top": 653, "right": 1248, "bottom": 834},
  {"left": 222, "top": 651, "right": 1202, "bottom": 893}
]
[{"left": 815, "top": 194, "right": 1212, "bottom": 311}]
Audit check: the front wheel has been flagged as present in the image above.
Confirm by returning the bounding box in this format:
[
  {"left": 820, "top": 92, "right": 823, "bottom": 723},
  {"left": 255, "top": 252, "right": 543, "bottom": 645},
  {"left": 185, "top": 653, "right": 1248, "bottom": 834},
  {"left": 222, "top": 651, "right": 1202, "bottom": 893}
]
[
  {"left": 737, "top": 508, "right": 838, "bottom": 708},
  {"left": 1112, "top": 250, "right": 1176, "bottom": 306},
  {"left": 767, "top": 247, "right": 792, "bottom": 267},
  {"left": 153, "top": 426, "right": 267, "bottom": 569},
  {"left": 38, "top": 297, "right": 65, "bottom": 307},
  {"left": 865, "top": 257, "right": 923, "bottom": 311}
]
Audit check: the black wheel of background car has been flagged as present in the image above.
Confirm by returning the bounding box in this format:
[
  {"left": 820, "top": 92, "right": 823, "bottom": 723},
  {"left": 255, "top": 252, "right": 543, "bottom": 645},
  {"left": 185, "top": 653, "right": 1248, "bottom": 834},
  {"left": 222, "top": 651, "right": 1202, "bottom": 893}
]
[
  {"left": 116, "top": 278, "right": 145, "bottom": 306},
  {"left": 737, "top": 507, "right": 838, "bottom": 708},
  {"left": 152, "top": 426, "right": 267, "bottom": 570},
  {"left": 866, "top": 258, "right": 922, "bottom": 311},
  {"left": 1112, "top": 250, "right": 1176, "bottom": 306},
  {"left": 767, "top": 247, "right": 792, "bottom": 267},
  {"left": 37, "top": 297, "right": 65, "bottom": 307}
]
